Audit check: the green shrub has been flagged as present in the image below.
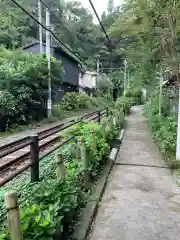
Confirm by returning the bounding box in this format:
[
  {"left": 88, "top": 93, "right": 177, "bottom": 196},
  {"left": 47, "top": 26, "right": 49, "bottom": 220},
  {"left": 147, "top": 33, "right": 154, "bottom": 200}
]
[
  {"left": 77, "top": 93, "right": 91, "bottom": 108},
  {"left": 145, "top": 95, "right": 177, "bottom": 157},
  {"left": 0, "top": 181, "right": 83, "bottom": 240},
  {"left": 147, "top": 113, "right": 177, "bottom": 156},
  {"left": 0, "top": 47, "right": 63, "bottom": 132},
  {"left": 62, "top": 92, "right": 78, "bottom": 110},
  {"left": 0, "top": 119, "right": 119, "bottom": 239},
  {"left": 115, "top": 96, "right": 135, "bottom": 114},
  {"left": 101, "top": 116, "right": 120, "bottom": 141},
  {"left": 61, "top": 92, "right": 107, "bottom": 111},
  {"left": 0, "top": 90, "right": 18, "bottom": 131},
  {"left": 125, "top": 88, "right": 142, "bottom": 104}
]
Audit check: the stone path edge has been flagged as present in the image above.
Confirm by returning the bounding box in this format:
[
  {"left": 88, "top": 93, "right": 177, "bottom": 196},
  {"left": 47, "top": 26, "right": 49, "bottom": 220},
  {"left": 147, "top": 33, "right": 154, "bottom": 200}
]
[{"left": 72, "top": 129, "right": 125, "bottom": 240}]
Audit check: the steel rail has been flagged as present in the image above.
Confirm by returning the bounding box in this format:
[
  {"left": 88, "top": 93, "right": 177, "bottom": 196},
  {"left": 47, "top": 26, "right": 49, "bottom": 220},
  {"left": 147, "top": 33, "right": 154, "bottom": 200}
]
[{"left": 0, "top": 109, "right": 106, "bottom": 185}]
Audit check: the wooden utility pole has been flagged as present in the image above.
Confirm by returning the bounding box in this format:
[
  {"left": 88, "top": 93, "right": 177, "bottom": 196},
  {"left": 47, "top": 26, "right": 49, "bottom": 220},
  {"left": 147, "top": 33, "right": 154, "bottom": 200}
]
[
  {"left": 55, "top": 154, "right": 66, "bottom": 181},
  {"left": 90, "top": 129, "right": 97, "bottom": 151},
  {"left": 80, "top": 137, "right": 89, "bottom": 189},
  {"left": 30, "top": 134, "right": 39, "bottom": 182}
]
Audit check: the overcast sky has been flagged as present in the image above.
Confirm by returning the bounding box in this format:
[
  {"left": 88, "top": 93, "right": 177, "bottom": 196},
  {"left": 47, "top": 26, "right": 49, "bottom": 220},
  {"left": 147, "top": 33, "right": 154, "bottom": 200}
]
[{"left": 75, "top": 0, "right": 124, "bottom": 18}]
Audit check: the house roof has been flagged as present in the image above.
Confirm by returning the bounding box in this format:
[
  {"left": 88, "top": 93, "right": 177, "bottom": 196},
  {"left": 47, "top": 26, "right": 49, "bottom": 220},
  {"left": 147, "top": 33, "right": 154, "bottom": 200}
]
[{"left": 22, "top": 40, "right": 86, "bottom": 70}]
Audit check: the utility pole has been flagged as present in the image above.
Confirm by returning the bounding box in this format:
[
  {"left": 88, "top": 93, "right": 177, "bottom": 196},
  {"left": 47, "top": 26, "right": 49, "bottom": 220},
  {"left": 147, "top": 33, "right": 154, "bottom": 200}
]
[
  {"left": 46, "top": 8, "right": 52, "bottom": 118},
  {"left": 124, "top": 59, "right": 127, "bottom": 95},
  {"left": 97, "top": 59, "right": 100, "bottom": 94},
  {"left": 38, "top": 0, "right": 43, "bottom": 53},
  {"left": 97, "top": 59, "right": 100, "bottom": 74},
  {"left": 127, "top": 70, "right": 130, "bottom": 89},
  {"left": 176, "top": 82, "right": 180, "bottom": 160},
  {"left": 159, "top": 71, "right": 163, "bottom": 117}
]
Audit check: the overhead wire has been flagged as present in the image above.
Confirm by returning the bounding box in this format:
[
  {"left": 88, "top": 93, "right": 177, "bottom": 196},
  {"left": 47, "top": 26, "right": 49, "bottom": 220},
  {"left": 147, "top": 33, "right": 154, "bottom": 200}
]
[
  {"left": 40, "top": 0, "right": 90, "bottom": 59},
  {"left": 40, "top": 0, "right": 71, "bottom": 34},
  {"left": 11, "top": 0, "right": 92, "bottom": 68},
  {"left": 88, "top": 0, "right": 113, "bottom": 46},
  {"left": 87, "top": 0, "right": 117, "bottom": 79}
]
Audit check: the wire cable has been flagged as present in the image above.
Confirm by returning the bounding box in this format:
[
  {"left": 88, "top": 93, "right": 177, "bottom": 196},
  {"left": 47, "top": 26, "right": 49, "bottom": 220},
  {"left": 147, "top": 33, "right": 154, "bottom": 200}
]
[
  {"left": 11, "top": 0, "right": 91, "bottom": 68},
  {"left": 40, "top": 0, "right": 90, "bottom": 61},
  {"left": 40, "top": 0, "right": 71, "bottom": 34},
  {"left": 88, "top": 0, "right": 112, "bottom": 46}
]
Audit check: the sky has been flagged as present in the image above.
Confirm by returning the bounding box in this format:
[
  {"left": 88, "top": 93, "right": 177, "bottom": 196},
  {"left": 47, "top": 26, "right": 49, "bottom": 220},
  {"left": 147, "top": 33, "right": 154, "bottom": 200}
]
[{"left": 77, "top": 0, "right": 124, "bottom": 18}]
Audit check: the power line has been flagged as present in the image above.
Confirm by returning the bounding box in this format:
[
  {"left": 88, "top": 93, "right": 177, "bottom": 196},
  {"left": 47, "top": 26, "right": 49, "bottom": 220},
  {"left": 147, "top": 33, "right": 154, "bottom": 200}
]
[
  {"left": 88, "top": 0, "right": 112, "bottom": 46},
  {"left": 11, "top": 0, "right": 91, "bottom": 68},
  {"left": 40, "top": 0, "right": 89, "bottom": 54},
  {"left": 40, "top": 0, "right": 70, "bottom": 33}
]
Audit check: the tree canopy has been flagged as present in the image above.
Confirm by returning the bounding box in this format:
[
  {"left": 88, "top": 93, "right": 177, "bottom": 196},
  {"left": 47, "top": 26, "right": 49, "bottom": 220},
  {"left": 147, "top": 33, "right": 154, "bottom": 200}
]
[
  {"left": 108, "top": 0, "right": 180, "bottom": 88},
  {"left": 4, "top": 0, "right": 179, "bottom": 92},
  {"left": 0, "top": 0, "right": 123, "bottom": 72}
]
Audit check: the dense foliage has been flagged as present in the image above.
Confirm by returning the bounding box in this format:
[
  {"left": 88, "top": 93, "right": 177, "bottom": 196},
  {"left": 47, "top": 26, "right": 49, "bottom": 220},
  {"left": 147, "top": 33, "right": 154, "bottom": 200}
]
[
  {"left": 115, "top": 90, "right": 142, "bottom": 115},
  {"left": 61, "top": 92, "right": 98, "bottom": 110},
  {"left": 0, "top": 0, "right": 124, "bottom": 132},
  {"left": 0, "top": 47, "right": 63, "bottom": 132},
  {"left": 145, "top": 93, "right": 177, "bottom": 158},
  {"left": 105, "top": 0, "right": 180, "bottom": 162},
  {"left": 0, "top": 0, "right": 123, "bottom": 72},
  {"left": 60, "top": 92, "right": 110, "bottom": 111},
  {"left": 0, "top": 116, "right": 122, "bottom": 239}
]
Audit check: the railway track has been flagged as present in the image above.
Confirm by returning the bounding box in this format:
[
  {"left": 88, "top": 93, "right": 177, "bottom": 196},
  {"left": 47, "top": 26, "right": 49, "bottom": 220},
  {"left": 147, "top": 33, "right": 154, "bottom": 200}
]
[{"left": 0, "top": 110, "right": 106, "bottom": 185}]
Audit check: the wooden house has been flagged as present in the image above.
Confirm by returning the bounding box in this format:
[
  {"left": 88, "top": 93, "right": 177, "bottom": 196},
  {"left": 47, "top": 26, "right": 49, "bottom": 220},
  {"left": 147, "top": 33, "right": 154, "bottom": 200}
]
[{"left": 23, "top": 41, "right": 85, "bottom": 102}]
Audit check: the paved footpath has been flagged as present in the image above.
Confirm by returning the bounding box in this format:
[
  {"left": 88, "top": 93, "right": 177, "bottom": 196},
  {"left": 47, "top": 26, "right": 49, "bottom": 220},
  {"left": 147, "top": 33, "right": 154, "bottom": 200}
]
[{"left": 90, "top": 106, "right": 180, "bottom": 240}]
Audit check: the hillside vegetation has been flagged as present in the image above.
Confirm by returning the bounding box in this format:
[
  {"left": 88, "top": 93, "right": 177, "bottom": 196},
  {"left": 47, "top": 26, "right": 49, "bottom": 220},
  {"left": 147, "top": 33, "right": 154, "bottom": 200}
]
[{"left": 107, "top": 0, "right": 180, "bottom": 160}]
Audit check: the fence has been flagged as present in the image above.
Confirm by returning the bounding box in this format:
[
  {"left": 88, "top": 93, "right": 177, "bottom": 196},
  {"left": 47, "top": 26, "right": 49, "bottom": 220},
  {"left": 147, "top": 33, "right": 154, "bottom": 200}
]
[
  {"left": 0, "top": 108, "right": 122, "bottom": 240},
  {"left": 0, "top": 109, "right": 107, "bottom": 187}
]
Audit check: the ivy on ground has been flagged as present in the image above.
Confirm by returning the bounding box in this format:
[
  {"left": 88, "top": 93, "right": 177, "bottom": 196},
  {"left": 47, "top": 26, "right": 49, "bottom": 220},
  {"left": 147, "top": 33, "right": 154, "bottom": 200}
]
[{"left": 0, "top": 118, "right": 120, "bottom": 239}]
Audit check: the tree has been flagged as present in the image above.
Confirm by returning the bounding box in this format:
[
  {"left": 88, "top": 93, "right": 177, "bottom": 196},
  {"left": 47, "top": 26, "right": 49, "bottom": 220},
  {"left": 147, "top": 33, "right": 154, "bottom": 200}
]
[
  {"left": 108, "top": 0, "right": 114, "bottom": 15},
  {"left": 0, "top": 0, "right": 123, "bottom": 77},
  {"left": 108, "top": 0, "right": 180, "bottom": 88},
  {"left": 101, "top": 11, "right": 106, "bottom": 21}
]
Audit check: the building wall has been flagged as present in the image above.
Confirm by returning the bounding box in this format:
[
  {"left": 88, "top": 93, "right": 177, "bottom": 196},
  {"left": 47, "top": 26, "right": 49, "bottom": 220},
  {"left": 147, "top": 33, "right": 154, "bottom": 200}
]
[
  {"left": 80, "top": 72, "right": 97, "bottom": 89},
  {"left": 92, "top": 75, "right": 97, "bottom": 88},
  {"left": 23, "top": 43, "right": 79, "bottom": 87},
  {"left": 53, "top": 50, "right": 79, "bottom": 86}
]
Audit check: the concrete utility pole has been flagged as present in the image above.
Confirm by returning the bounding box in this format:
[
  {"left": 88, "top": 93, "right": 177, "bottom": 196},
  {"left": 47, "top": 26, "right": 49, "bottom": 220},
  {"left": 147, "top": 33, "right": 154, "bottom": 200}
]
[
  {"left": 158, "top": 71, "right": 163, "bottom": 117},
  {"left": 97, "top": 59, "right": 100, "bottom": 93},
  {"left": 124, "top": 59, "right": 127, "bottom": 95},
  {"left": 46, "top": 8, "right": 52, "bottom": 118},
  {"left": 176, "top": 83, "right": 180, "bottom": 160},
  {"left": 97, "top": 59, "right": 100, "bottom": 75},
  {"left": 38, "top": 0, "right": 43, "bottom": 53},
  {"left": 127, "top": 70, "right": 130, "bottom": 89}
]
